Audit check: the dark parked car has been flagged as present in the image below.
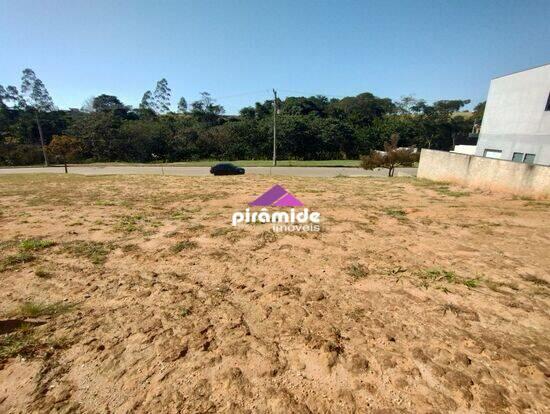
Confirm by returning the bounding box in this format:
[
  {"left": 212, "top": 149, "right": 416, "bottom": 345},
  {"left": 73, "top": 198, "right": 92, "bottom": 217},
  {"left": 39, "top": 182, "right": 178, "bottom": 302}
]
[{"left": 210, "top": 163, "right": 245, "bottom": 176}]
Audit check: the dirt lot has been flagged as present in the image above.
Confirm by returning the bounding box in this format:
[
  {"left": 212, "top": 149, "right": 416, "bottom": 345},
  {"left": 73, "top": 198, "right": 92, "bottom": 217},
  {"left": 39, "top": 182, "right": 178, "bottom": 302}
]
[{"left": 0, "top": 174, "right": 549, "bottom": 413}]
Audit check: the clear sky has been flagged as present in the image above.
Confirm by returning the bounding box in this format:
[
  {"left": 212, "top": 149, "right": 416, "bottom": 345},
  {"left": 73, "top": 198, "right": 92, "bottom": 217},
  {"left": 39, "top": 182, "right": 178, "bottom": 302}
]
[{"left": 1, "top": 0, "right": 549, "bottom": 114}]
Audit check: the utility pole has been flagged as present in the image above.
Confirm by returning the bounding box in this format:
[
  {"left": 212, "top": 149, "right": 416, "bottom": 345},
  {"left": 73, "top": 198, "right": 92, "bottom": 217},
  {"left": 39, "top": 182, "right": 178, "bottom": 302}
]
[
  {"left": 35, "top": 113, "right": 49, "bottom": 166},
  {"left": 272, "top": 89, "right": 277, "bottom": 167}
]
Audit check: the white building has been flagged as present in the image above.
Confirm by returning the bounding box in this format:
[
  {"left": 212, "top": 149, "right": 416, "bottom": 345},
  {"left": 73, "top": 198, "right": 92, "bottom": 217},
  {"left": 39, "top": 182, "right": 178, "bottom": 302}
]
[{"left": 475, "top": 63, "right": 550, "bottom": 165}]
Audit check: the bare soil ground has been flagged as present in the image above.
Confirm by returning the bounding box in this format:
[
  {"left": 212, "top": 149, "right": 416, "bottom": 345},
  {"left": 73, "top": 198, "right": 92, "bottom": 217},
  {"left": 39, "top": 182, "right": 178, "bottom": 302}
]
[{"left": 0, "top": 174, "right": 549, "bottom": 413}]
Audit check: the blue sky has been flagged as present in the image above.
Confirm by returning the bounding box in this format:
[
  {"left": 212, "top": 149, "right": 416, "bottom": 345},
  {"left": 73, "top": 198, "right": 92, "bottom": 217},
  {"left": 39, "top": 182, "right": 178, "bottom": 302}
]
[{"left": 1, "top": 0, "right": 548, "bottom": 114}]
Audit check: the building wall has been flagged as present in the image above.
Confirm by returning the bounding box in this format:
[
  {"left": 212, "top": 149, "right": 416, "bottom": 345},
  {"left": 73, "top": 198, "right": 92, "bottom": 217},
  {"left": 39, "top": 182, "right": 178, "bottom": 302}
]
[
  {"left": 451, "top": 145, "right": 477, "bottom": 155},
  {"left": 475, "top": 63, "right": 550, "bottom": 165},
  {"left": 417, "top": 149, "right": 550, "bottom": 197}
]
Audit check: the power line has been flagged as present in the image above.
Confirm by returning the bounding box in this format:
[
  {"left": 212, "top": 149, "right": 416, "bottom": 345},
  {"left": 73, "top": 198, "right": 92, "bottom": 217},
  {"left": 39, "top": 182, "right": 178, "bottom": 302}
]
[
  {"left": 277, "top": 89, "right": 348, "bottom": 99},
  {"left": 210, "top": 89, "right": 271, "bottom": 100}
]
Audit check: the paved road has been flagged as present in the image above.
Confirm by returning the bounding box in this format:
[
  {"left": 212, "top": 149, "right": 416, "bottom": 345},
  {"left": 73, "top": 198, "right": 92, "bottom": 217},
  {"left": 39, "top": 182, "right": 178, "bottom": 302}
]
[{"left": 0, "top": 165, "right": 417, "bottom": 177}]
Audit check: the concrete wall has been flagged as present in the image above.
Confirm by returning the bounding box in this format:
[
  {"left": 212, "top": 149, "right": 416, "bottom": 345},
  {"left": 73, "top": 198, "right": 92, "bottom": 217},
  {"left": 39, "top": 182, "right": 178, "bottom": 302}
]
[
  {"left": 476, "top": 63, "right": 550, "bottom": 165},
  {"left": 417, "top": 149, "right": 550, "bottom": 197},
  {"left": 451, "top": 145, "right": 477, "bottom": 155}
]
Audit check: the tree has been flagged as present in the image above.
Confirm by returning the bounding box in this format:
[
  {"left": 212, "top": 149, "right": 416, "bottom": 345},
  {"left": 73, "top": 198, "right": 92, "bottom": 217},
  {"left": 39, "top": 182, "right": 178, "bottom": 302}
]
[
  {"left": 360, "top": 134, "right": 418, "bottom": 176},
  {"left": 81, "top": 96, "right": 95, "bottom": 113},
  {"left": 66, "top": 111, "right": 123, "bottom": 161},
  {"left": 311, "top": 117, "right": 355, "bottom": 159},
  {"left": 119, "top": 120, "right": 170, "bottom": 162},
  {"left": 191, "top": 92, "right": 225, "bottom": 125},
  {"left": 140, "top": 91, "right": 154, "bottom": 111},
  {"left": 0, "top": 85, "right": 25, "bottom": 109},
  {"left": 472, "top": 101, "right": 486, "bottom": 124},
  {"left": 2, "top": 76, "right": 480, "bottom": 166},
  {"left": 0, "top": 85, "right": 7, "bottom": 109},
  {"left": 254, "top": 100, "right": 273, "bottom": 119},
  {"left": 154, "top": 78, "right": 171, "bottom": 113},
  {"left": 177, "top": 97, "right": 188, "bottom": 113},
  {"left": 47, "top": 135, "right": 82, "bottom": 173},
  {"left": 395, "top": 95, "right": 425, "bottom": 114},
  {"left": 20, "top": 69, "right": 55, "bottom": 166},
  {"left": 239, "top": 106, "right": 256, "bottom": 120},
  {"left": 92, "top": 94, "right": 125, "bottom": 112},
  {"left": 281, "top": 96, "right": 328, "bottom": 117},
  {"left": 329, "top": 92, "right": 395, "bottom": 126}
]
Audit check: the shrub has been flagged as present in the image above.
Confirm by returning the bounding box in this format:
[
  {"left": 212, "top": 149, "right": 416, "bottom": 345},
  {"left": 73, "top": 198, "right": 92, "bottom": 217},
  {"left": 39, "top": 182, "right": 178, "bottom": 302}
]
[{"left": 360, "top": 134, "right": 419, "bottom": 176}]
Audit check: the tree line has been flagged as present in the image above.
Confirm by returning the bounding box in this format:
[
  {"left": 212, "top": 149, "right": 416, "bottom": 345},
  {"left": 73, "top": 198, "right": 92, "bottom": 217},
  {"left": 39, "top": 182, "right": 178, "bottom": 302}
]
[{"left": 0, "top": 69, "right": 485, "bottom": 166}]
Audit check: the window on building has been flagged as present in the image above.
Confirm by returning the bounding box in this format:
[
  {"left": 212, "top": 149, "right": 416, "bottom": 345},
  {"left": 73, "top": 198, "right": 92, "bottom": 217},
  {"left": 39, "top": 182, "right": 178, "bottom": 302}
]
[
  {"left": 512, "top": 152, "right": 524, "bottom": 162},
  {"left": 523, "top": 154, "right": 536, "bottom": 164},
  {"left": 483, "top": 149, "right": 502, "bottom": 159},
  {"left": 546, "top": 92, "right": 550, "bottom": 111}
]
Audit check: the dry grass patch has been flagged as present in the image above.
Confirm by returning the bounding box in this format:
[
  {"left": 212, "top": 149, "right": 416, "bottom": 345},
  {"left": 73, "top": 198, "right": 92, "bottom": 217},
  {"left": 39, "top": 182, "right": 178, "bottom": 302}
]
[
  {"left": 170, "top": 240, "right": 198, "bottom": 253},
  {"left": 34, "top": 267, "right": 54, "bottom": 278},
  {"left": 0, "top": 251, "right": 35, "bottom": 271},
  {"left": 384, "top": 208, "right": 407, "bottom": 220},
  {"left": 345, "top": 263, "right": 369, "bottom": 280},
  {"left": 13, "top": 301, "right": 74, "bottom": 319}
]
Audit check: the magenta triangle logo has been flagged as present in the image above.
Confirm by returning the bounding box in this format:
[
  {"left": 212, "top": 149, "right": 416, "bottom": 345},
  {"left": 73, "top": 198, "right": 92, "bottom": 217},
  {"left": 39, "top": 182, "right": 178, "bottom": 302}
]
[{"left": 249, "top": 184, "right": 304, "bottom": 207}]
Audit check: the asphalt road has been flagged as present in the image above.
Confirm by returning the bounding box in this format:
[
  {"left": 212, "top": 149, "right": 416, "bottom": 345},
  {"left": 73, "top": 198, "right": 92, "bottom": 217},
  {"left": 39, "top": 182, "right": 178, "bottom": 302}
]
[{"left": 0, "top": 165, "right": 417, "bottom": 177}]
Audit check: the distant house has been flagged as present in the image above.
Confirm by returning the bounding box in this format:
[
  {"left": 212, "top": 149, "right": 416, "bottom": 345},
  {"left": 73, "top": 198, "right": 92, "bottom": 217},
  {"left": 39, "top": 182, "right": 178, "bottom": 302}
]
[{"left": 475, "top": 63, "right": 550, "bottom": 165}]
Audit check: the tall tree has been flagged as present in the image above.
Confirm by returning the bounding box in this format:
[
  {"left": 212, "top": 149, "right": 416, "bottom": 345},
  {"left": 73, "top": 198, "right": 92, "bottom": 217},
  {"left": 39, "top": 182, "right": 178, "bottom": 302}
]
[
  {"left": 81, "top": 96, "right": 95, "bottom": 113},
  {"left": 140, "top": 90, "right": 154, "bottom": 111},
  {"left": 0, "top": 84, "right": 26, "bottom": 108},
  {"left": 177, "top": 97, "right": 188, "bottom": 113},
  {"left": 191, "top": 92, "right": 225, "bottom": 125},
  {"left": 154, "top": 78, "right": 171, "bottom": 113},
  {"left": 395, "top": 95, "right": 425, "bottom": 114},
  {"left": 20, "top": 68, "right": 55, "bottom": 165},
  {"left": 0, "top": 85, "right": 6, "bottom": 108}
]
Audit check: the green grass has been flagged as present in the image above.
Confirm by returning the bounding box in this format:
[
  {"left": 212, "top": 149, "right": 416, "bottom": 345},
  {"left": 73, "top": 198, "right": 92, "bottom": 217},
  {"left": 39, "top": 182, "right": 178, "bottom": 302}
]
[
  {"left": 0, "top": 251, "right": 35, "bottom": 271},
  {"left": 422, "top": 268, "right": 458, "bottom": 283},
  {"left": 0, "top": 327, "right": 38, "bottom": 360},
  {"left": 419, "top": 268, "right": 481, "bottom": 289},
  {"left": 115, "top": 214, "right": 147, "bottom": 233},
  {"left": 462, "top": 278, "right": 480, "bottom": 288},
  {"left": 19, "top": 238, "right": 56, "bottom": 251},
  {"left": 1, "top": 302, "right": 73, "bottom": 360},
  {"left": 0, "top": 328, "right": 69, "bottom": 360},
  {"left": 62, "top": 240, "right": 113, "bottom": 265}
]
